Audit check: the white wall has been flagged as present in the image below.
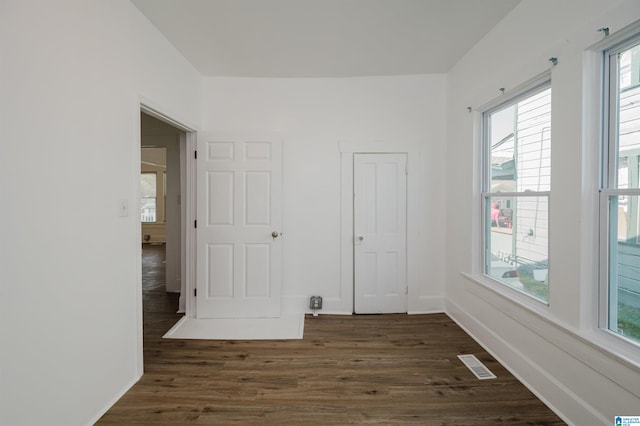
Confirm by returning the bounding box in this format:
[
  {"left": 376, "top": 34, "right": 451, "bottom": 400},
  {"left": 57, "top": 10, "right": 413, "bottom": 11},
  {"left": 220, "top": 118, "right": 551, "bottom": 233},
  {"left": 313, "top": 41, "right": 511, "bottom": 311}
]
[
  {"left": 445, "top": 0, "right": 640, "bottom": 423},
  {"left": 202, "top": 75, "right": 447, "bottom": 314},
  {"left": 0, "top": 1, "right": 200, "bottom": 425}
]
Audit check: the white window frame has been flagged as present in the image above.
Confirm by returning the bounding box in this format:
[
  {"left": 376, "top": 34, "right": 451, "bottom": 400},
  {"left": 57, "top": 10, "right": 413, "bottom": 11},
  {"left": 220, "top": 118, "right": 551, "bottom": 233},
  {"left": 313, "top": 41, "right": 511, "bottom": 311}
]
[
  {"left": 599, "top": 32, "right": 640, "bottom": 345},
  {"left": 481, "top": 75, "right": 552, "bottom": 304}
]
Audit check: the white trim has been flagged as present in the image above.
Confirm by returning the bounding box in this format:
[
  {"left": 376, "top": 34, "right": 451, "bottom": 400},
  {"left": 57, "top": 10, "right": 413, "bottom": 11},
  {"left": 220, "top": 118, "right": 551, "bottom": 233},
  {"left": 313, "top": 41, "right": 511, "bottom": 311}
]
[
  {"left": 87, "top": 373, "right": 142, "bottom": 426},
  {"left": 471, "top": 111, "right": 484, "bottom": 275},
  {"left": 581, "top": 48, "right": 604, "bottom": 331},
  {"left": 339, "top": 146, "right": 355, "bottom": 313},
  {"left": 178, "top": 134, "right": 187, "bottom": 312},
  {"left": 186, "top": 130, "right": 197, "bottom": 317},
  {"left": 408, "top": 296, "right": 445, "bottom": 314},
  {"left": 139, "top": 98, "right": 198, "bottom": 132},
  {"left": 181, "top": 131, "right": 197, "bottom": 317},
  {"left": 132, "top": 100, "right": 144, "bottom": 378},
  {"left": 339, "top": 140, "right": 423, "bottom": 314}
]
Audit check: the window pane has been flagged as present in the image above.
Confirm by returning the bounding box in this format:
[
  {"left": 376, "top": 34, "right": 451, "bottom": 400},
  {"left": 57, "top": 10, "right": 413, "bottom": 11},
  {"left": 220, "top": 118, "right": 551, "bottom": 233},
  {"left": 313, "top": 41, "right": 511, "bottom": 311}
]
[
  {"left": 608, "top": 195, "right": 640, "bottom": 343},
  {"left": 488, "top": 88, "right": 551, "bottom": 193},
  {"left": 140, "top": 173, "right": 156, "bottom": 197},
  {"left": 484, "top": 84, "right": 551, "bottom": 303},
  {"left": 617, "top": 44, "right": 640, "bottom": 189},
  {"left": 486, "top": 196, "right": 549, "bottom": 302},
  {"left": 140, "top": 173, "right": 156, "bottom": 222}
]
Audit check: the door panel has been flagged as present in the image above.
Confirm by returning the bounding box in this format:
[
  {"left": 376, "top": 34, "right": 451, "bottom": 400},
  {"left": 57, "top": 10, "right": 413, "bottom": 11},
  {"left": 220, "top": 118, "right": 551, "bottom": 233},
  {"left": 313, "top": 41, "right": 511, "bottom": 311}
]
[
  {"left": 208, "top": 244, "right": 233, "bottom": 298},
  {"left": 209, "top": 171, "right": 234, "bottom": 225},
  {"left": 197, "top": 133, "right": 282, "bottom": 318},
  {"left": 245, "top": 171, "right": 270, "bottom": 225},
  {"left": 354, "top": 153, "right": 407, "bottom": 314}
]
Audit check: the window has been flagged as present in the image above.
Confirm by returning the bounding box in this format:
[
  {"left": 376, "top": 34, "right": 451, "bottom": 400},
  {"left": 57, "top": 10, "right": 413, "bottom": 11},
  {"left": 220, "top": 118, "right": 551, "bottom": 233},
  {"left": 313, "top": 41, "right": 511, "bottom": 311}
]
[
  {"left": 482, "top": 81, "right": 552, "bottom": 303},
  {"left": 601, "top": 37, "right": 640, "bottom": 344},
  {"left": 140, "top": 172, "right": 157, "bottom": 222}
]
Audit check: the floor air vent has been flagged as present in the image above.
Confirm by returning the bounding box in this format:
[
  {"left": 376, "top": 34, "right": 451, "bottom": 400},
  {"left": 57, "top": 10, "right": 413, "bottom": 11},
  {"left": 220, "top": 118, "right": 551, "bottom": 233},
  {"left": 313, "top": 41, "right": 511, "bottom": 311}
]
[{"left": 457, "top": 354, "right": 497, "bottom": 380}]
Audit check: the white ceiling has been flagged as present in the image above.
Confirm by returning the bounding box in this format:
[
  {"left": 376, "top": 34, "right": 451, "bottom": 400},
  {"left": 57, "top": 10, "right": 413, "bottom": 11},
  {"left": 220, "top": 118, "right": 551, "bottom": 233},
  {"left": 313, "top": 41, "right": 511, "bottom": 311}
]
[{"left": 132, "top": 0, "right": 520, "bottom": 78}]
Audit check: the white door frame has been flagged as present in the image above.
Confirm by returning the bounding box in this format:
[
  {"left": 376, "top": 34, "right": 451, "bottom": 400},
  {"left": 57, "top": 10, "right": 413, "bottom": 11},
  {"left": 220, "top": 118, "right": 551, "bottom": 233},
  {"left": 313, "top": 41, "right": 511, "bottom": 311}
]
[
  {"left": 136, "top": 101, "right": 198, "bottom": 373},
  {"left": 139, "top": 103, "right": 198, "bottom": 316},
  {"left": 339, "top": 141, "right": 423, "bottom": 314}
]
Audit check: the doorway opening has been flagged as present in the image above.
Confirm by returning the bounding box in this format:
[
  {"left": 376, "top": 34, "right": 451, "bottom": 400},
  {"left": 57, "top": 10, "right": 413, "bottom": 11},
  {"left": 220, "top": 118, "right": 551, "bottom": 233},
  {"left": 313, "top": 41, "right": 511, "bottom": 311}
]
[
  {"left": 138, "top": 105, "right": 196, "bottom": 325},
  {"left": 140, "top": 113, "right": 183, "bottom": 308}
]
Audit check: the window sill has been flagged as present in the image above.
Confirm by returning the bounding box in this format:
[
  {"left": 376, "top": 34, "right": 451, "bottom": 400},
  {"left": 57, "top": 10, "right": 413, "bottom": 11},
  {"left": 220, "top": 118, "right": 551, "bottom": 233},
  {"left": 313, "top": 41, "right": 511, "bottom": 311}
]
[{"left": 461, "top": 271, "right": 549, "bottom": 311}]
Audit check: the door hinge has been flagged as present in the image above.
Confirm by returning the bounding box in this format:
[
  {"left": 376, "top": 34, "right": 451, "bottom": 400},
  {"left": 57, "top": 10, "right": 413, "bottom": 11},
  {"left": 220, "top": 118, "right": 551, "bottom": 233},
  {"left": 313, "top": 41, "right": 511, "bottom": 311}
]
[
  {"left": 194, "top": 288, "right": 197, "bottom": 297},
  {"left": 194, "top": 220, "right": 197, "bottom": 228},
  {"left": 194, "top": 150, "right": 198, "bottom": 159}
]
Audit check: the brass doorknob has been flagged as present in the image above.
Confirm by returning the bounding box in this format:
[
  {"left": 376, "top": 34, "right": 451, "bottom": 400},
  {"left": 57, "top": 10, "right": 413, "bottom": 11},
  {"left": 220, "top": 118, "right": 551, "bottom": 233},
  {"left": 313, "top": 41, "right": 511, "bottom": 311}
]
[{"left": 272, "top": 231, "right": 280, "bottom": 239}]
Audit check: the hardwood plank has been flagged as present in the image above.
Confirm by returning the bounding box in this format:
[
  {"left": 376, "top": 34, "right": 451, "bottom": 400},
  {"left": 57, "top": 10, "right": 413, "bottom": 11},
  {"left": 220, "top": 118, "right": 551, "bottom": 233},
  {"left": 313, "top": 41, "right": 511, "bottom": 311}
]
[{"left": 97, "top": 244, "right": 565, "bottom": 425}]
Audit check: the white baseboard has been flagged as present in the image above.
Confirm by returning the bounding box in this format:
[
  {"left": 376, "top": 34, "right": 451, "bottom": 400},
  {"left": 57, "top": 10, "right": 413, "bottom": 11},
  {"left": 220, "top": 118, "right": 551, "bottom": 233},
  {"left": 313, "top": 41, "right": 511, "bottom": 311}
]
[
  {"left": 304, "top": 310, "right": 353, "bottom": 316},
  {"left": 446, "top": 298, "right": 607, "bottom": 425},
  {"left": 409, "top": 295, "right": 445, "bottom": 314},
  {"left": 86, "top": 373, "right": 142, "bottom": 426}
]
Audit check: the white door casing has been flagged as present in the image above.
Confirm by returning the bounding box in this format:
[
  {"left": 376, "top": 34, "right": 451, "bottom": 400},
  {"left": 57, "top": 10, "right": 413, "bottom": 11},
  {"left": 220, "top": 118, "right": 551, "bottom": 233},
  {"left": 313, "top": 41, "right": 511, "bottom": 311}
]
[
  {"left": 196, "top": 133, "right": 282, "bottom": 318},
  {"left": 354, "top": 153, "right": 408, "bottom": 314}
]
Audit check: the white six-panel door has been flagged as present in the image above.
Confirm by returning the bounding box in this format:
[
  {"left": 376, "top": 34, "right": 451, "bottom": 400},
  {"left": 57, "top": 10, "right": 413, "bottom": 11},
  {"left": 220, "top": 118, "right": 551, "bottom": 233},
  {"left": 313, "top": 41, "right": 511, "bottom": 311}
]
[
  {"left": 196, "top": 133, "right": 282, "bottom": 318},
  {"left": 354, "top": 153, "right": 407, "bottom": 314}
]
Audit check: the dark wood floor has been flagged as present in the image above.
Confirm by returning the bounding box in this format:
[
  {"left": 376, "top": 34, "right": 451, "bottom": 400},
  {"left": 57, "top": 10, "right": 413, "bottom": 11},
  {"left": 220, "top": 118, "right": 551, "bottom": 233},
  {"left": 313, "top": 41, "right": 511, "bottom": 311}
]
[{"left": 97, "top": 244, "right": 565, "bottom": 425}]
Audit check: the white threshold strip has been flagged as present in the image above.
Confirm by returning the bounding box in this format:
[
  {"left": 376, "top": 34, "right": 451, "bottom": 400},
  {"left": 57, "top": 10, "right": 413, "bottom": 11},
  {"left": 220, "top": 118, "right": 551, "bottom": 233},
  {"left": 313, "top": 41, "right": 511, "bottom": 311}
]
[
  {"left": 457, "top": 354, "right": 497, "bottom": 380},
  {"left": 163, "top": 312, "right": 305, "bottom": 340}
]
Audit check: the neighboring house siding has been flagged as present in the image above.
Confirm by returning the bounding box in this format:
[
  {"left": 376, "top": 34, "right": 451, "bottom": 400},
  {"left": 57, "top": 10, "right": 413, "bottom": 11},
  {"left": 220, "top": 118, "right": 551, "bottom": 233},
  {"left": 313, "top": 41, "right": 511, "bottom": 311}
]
[
  {"left": 515, "top": 89, "right": 551, "bottom": 263},
  {"left": 618, "top": 83, "right": 640, "bottom": 307}
]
